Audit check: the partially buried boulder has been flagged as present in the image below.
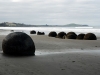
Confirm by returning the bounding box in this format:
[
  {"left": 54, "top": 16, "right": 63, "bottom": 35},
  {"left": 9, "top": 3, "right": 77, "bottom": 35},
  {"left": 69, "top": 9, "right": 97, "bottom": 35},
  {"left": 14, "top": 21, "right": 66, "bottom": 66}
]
[
  {"left": 65, "top": 32, "right": 77, "bottom": 39},
  {"left": 56, "top": 32, "right": 66, "bottom": 39},
  {"left": 83, "top": 33, "right": 97, "bottom": 40},
  {"left": 30, "top": 30, "right": 36, "bottom": 34},
  {"left": 77, "top": 33, "right": 85, "bottom": 40},
  {"left": 66, "top": 32, "right": 77, "bottom": 37},
  {"left": 65, "top": 34, "right": 76, "bottom": 39},
  {"left": 48, "top": 31, "right": 57, "bottom": 37},
  {"left": 37, "top": 31, "right": 45, "bottom": 35},
  {"left": 2, "top": 32, "right": 35, "bottom": 56}
]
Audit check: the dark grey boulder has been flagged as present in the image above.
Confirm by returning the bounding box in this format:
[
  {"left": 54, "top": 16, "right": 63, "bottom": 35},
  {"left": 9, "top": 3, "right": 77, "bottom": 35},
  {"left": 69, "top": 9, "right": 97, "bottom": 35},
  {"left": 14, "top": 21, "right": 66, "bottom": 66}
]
[
  {"left": 48, "top": 31, "right": 57, "bottom": 37},
  {"left": 77, "top": 33, "right": 85, "bottom": 40},
  {"left": 37, "top": 31, "right": 45, "bottom": 35},
  {"left": 65, "top": 34, "right": 76, "bottom": 39},
  {"left": 30, "top": 30, "right": 36, "bottom": 34},
  {"left": 56, "top": 32, "right": 66, "bottom": 39},
  {"left": 65, "top": 32, "right": 77, "bottom": 39},
  {"left": 83, "top": 33, "right": 97, "bottom": 40},
  {"left": 2, "top": 32, "right": 35, "bottom": 56},
  {"left": 66, "top": 32, "right": 77, "bottom": 37}
]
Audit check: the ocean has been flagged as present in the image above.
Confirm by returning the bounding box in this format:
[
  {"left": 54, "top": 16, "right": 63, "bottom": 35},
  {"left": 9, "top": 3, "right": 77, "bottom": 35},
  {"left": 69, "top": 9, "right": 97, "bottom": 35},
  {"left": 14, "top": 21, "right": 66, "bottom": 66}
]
[{"left": 0, "top": 26, "right": 100, "bottom": 36}]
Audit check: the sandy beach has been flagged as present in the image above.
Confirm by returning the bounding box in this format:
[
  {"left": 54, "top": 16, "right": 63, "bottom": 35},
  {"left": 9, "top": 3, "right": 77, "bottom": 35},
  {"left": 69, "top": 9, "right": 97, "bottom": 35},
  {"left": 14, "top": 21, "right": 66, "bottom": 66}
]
[{"left": 0, "top": 34, "right": 100, "bottom": 75}]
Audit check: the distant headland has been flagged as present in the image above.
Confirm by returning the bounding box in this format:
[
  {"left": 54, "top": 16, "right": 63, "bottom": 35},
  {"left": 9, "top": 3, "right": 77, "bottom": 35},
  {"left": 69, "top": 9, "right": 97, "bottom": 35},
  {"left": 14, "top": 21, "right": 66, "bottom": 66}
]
[{"left": 0, "top": 22, "right": 89, "bottom": 27}]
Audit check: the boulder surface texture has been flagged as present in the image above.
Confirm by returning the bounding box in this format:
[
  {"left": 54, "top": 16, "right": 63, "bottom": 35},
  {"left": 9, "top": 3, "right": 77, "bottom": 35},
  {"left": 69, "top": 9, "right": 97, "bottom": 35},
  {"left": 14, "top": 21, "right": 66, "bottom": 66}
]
[{"left": 2, "top": 32, "right": 35, "bottom": 56}]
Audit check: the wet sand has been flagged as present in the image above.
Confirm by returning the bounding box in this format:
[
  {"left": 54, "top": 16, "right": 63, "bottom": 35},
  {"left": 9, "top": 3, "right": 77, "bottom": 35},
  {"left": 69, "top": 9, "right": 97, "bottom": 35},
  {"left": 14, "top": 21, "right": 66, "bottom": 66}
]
[{"left": 0, "top": 35, "right": 100, "bottom": 75}]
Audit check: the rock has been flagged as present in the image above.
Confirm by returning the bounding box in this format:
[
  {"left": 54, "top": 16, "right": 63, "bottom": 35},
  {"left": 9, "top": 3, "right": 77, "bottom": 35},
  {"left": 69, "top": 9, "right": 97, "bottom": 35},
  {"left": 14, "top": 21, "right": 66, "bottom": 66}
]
[
  {"left": 56, "top": 32, "right": 66, "bottom": 39},
  {"left": 77, "top": 33, "right": 85, "bottom": 40},
  {"left": 30, "top": 30, "right": 36, "bottom": 34},
  {"left": 37, "top": 31, "right": 45, "bottom": 35},
  {"left": 2, "top": 32, "right": 35, "bottom": 56},
  {"left": 84, "top": 33, "right": 97, "bottom": 40},
  {"left": 48, "top": 31, "right": 57, "bottom": 37},
  {"left": 66, "top": 32, "right": 77, "bottom": 37},
  {"left": 65, "top": 34, "right": 76, "bottom": 39},
  {"left": 65, "top": 32, "right": 77, "bottom": 39}
]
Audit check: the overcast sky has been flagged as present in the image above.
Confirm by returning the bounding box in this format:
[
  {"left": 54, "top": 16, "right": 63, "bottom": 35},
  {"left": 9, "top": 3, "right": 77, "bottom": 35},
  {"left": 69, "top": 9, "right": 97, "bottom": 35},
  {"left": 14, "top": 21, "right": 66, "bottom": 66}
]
[{"left": 0, "top": 0, "right": 100, "bottom": 26}]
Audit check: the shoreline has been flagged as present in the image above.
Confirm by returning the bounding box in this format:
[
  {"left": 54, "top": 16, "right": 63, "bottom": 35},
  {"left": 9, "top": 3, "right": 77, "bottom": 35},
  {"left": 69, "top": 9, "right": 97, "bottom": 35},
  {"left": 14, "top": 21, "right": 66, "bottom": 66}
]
[{"left": 0, "top": 27, "right": 100, "bottom": 36}]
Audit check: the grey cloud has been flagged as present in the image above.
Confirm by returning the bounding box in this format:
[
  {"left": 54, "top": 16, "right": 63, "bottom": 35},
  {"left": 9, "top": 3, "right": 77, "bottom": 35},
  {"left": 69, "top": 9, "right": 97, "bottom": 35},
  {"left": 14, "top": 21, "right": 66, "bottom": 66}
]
[{"left": 0, "top": 0, "right": 100, "bottom": 26}]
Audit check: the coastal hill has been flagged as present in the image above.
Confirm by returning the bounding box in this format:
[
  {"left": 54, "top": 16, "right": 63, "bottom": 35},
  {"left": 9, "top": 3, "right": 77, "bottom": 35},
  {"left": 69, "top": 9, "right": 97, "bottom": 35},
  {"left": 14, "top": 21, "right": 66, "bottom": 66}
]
[
  {"left": 0, "top": 22, "right": 88, "bottom": 27},
  {"left": 65, "top": 23, "right": 88, "bottom": 27}
]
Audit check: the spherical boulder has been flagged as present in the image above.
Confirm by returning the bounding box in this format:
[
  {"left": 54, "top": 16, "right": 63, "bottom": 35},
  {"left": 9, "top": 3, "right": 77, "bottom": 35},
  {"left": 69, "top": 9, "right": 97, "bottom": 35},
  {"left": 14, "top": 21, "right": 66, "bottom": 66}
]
[
  {"left": 2, "top": 32, "right": 35, "bottom": 56},
  {"left": 83, "top": 33, "right": 97, "bottom": 40},
  {"left": 30, "top": 30, "right": 36, "bottom": 34},
  {"left": 77, "top": 33, "right": 85, "bottom": 40},
  {"left": 65, "top": 34, "right": 76, "bottom": 39},
  {"left": 66, "top": 32, "right": 77, "bottom": 36},
  {"left": 66, "top": 32, "right": 77, "bottom": 39},
  {"left": 48, "top": 31, "right": 57, "bottom": 37},
  {"left": 56, "top": 32, "right": 66, "bottom": 39}
]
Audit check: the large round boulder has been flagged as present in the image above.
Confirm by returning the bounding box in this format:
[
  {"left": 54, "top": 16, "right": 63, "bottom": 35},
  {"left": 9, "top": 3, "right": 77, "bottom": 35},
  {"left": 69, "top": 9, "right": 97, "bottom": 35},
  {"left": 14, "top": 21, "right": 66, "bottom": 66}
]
[
  {"left": 56, "top": 32, "right": 66, "bottom": 39},
  {"left": 66, "top": 32, "right": 77, "bottom": 39},
  {"left": 65, "top": 34, "right": 76, "bottom": 39},
  {"left": 77, "top": 33, "right": 85, "bottom": 40},
  {"left": 30, "top": 30, "right": 36, "bottom": 34},
  {"left": 2, "top": 32, "right": 35, "bottom": 56},
  {"left": 83, "top": 33, "right": 97, "bottom": 40},
  {"left": 48, "top": 31, "right": 57, "bottom": 37},
  {"left": 66, "top": 32, "right": 77, "bottom": 36}
]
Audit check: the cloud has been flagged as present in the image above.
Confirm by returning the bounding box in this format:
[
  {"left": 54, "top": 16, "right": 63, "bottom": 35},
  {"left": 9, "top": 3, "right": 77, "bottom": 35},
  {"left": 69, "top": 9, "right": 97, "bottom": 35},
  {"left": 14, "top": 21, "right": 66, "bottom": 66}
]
[
  {"left": 11, "top": 0, "right": 22, "bottom": 2},
  {"left": 10, "top": 0, "right": 27, "bottom": 2},
  {"left": 0, "top": 0, "right": 100, "bottom": 26}
]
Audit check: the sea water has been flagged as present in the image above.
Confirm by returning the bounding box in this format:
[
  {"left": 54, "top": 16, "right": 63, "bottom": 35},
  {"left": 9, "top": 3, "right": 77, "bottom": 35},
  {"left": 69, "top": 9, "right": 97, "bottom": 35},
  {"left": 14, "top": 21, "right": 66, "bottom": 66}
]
[{"left": 0, "top": 26, "right": 100, "bottom": 36}]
